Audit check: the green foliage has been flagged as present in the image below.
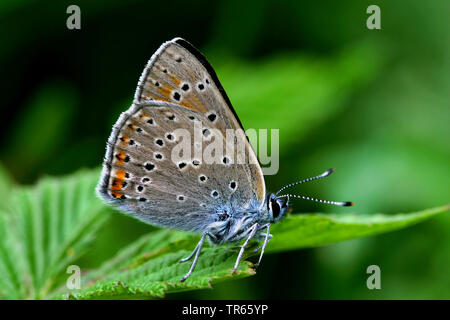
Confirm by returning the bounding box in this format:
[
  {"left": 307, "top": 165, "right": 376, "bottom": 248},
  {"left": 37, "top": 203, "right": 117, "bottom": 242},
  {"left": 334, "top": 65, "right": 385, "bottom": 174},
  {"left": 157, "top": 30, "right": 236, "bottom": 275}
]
[
  {"left": 267, "top": 206, "right": 449, "bottom": 253},
  {"left": 61, "top": 231, "right": 256, "bottom": 300},
  {"left": 0, "top": 169, "right": 110, "bottom": 299},
  {"left": 0, "top": 0, "right": 448, "bottom": 300},
  {"left": 0, "top": 167, "right": 447, "bottom": 299}
]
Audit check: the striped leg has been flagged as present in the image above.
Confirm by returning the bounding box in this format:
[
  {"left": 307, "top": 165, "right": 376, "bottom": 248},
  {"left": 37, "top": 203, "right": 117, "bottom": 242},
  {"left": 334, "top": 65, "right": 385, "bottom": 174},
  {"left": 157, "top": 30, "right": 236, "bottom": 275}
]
[
  {"left": 254, "top": 224, "right": 271, "bottom": 267},
  {"left": 232, "top": 223, "right": 258, "bottom": 273},
  {"left": 179, "top": 232, "right": 208, "bottom": 282}
]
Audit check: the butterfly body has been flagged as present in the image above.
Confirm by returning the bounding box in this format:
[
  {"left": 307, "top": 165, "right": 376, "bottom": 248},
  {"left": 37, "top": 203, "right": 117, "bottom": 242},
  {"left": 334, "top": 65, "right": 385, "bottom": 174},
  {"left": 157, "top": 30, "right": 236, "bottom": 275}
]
[{"left": 97, "top": 38, "right": 350, "bottom": 281}]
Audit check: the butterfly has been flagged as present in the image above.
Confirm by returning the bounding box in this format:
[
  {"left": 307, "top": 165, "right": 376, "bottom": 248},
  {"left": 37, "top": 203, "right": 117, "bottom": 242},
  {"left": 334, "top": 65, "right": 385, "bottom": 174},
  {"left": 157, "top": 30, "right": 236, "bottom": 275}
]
[{"left": 96, "top": 38, "right": 353, "bottom": 282}]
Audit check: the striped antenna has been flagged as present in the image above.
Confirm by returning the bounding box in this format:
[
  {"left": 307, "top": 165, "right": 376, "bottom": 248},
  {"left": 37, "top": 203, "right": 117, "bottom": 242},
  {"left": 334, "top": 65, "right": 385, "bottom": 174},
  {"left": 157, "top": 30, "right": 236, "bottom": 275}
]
[
  {"left": 276, "top": 194, "right": 353, "bottom": 207},
  {"left": 275, "top": 168, "right": 335, "bottom": 196}
]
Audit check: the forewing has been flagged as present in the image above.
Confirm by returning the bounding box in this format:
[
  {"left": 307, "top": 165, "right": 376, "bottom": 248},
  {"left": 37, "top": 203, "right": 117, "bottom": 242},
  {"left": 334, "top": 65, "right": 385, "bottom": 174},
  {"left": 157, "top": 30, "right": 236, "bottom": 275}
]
[{"left": 134, "top": 38, "right": 265, "bottom": 203}]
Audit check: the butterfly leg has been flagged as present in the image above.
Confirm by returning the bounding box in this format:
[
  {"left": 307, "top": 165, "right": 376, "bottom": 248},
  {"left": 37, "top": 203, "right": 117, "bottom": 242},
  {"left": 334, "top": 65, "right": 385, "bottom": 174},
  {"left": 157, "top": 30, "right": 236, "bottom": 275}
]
[
  {"left": 252, "top": 234, "right": 272, "bottom": 253},
  {"left": 232, "top": 223, "right": 259, "bottom": 273},
  {"left": 253, "top": 224, "right": 271, "bottom": 267},
  {"left": 179, "top": 241, "right": 201, "bottom": 263},
  {"left": 180, "top": 232, "right": 208, "bottom": 282}
]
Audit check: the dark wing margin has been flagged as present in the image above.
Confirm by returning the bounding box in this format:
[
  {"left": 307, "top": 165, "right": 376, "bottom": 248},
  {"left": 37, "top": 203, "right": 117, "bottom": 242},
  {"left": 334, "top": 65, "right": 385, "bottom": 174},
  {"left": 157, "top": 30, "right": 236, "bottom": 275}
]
[
  {"left": 134, "top": 37, "right": 247, "bottom": 133},
  {"left": 173, "top": 38, "right": 247, "bottom": 132}
]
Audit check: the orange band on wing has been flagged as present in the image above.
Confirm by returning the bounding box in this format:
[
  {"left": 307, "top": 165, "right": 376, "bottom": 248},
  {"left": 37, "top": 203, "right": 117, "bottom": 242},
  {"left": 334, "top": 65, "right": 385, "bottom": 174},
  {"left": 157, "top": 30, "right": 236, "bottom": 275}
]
[
  {"left": 116, "top": 169, "right": 126, "bottom": 180},
  {"left": 111, "top": 178, "right": 123, "bottom": 191},
  {"left": 169, "top": 75, "right": 181, "bottom": 86},
  {"left": 120, "top": 135, "right": 129, "bottom": 146},
  {"left": 115, "top": 151, "right": 127, "bottom": 165},
  {"left": 111, "top": 191, "right": 123, "bottom": 199}
]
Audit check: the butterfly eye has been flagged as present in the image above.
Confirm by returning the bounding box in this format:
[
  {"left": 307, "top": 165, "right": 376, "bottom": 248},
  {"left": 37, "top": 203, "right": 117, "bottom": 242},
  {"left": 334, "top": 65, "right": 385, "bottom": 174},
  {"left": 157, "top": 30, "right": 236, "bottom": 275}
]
[{"left": 270, "top": 199, "right": 281, "bottom": 220}]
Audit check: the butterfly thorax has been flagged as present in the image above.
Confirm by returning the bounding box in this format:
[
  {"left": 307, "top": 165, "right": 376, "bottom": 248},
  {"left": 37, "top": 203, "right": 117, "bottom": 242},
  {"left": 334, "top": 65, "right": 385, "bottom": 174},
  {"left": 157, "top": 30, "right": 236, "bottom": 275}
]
[
  {"left": 205, "top": 194, "right": 286, "bottom": 245},
  {"left": 206, "top": 212, "right": 267, "bottom": 245}
]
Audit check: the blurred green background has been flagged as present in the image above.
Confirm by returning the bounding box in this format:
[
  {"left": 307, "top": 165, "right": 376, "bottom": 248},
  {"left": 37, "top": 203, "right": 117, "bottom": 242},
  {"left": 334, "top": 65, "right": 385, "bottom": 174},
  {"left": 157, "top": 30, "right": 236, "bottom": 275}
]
[{"left": 0, "top": 0, "right": 448, "bottom": 299}]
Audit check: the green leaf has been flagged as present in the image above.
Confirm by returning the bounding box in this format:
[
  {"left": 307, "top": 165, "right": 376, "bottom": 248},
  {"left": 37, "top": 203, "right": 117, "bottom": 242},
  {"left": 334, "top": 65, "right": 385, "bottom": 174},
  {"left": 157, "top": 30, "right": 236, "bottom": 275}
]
[
  {"left": 0, "top": 165, "right": 446, "bottom": 300},
  {"left": 60, "top": 204, "right": 448, "bottom": 300},
  {"left": 266, "top": 205, "right": 450, "bottom": 253},
  {"left": 60, "top": 230, "right": 255, "bottom": 300},
  {"left": 0, "top": 169, "right": 111, "bottom": 299}
]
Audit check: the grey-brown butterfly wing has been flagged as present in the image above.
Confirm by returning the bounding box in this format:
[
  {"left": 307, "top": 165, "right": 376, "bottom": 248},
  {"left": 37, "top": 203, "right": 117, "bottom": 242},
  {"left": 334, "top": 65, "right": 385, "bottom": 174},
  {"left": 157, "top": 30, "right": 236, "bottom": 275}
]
[
  {"left": 97, "top": 38, "right": 266, "bottom": 232},
  {"left": 135, "top": 38, "right": 265, "bottom": 204},
  {"left": 97, "top": 101, "right": 262, "bottom": 232}
]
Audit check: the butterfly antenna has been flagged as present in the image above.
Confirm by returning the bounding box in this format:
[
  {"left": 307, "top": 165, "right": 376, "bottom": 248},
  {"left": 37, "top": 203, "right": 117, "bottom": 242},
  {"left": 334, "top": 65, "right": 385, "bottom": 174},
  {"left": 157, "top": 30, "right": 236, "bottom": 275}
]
[
  {"left": 275, "top": 168, "right": 335, "bottom": 196},
  {"left": 277, "top": 194, "right": 353, "bottom": 207}
]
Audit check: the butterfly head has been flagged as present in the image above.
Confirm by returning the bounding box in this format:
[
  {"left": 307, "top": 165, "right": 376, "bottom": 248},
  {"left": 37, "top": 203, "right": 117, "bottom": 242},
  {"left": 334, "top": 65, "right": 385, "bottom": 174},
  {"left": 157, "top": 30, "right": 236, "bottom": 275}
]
[{"left": 267, "top": 193, "right": 289, "bottom": 223}]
